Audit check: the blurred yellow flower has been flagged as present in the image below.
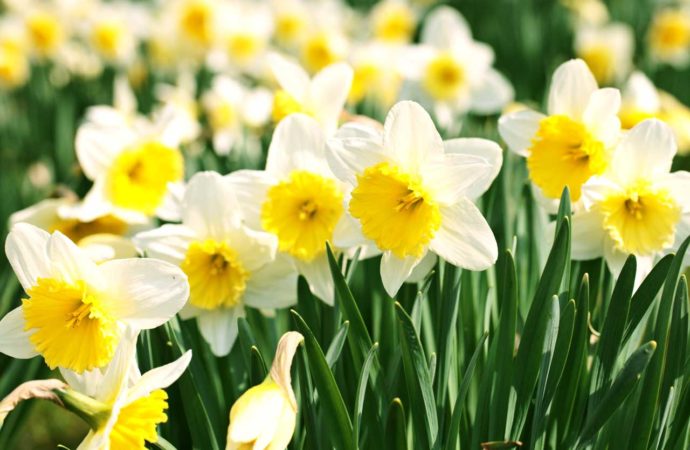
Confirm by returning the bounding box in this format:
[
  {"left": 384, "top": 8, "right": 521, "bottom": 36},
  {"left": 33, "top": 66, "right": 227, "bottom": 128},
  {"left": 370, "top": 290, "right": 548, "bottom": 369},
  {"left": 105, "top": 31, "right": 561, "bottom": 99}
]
[{"left": 648, "top": 8, "right": 690, "bottom": 67}]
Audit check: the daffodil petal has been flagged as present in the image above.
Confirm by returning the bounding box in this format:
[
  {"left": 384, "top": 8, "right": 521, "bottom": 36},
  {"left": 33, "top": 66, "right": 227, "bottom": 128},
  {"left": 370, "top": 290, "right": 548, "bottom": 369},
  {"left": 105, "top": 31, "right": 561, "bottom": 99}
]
[
  {"left": 571, "top": 210, "right": 606, "bottom": 260},
  {"left": 294, "top": 253, "right": 334, "bottom": 305},
  {"left": 380, "top": 251, "right": 421, "bottom": 297},
  {"left": 265, "top": 114, "right": 328, "bottom": 176},
  {"left": 244, "top": 255, "right": 298, "bottom": 310},
  {"left": 5, "top": 223, "right": 51, "bottom": 291},
  {"left": 268, "top": 52, "right": 310, "bottom": 101},
  {"left": 443, "top": 138, "right": 503, "bottom": 200},
  {"left": 547, "top": 59, "right": 598, "bottom": 119},
  {"left": 127, "top": 350, "right": 192, "bottom": 403},
  {"left": 225, "top": 170, "right": 274, "bottom": 230},
  {"left": 134, "top": 224, "right": 196, "bottom": 264},
  {"left": 383, "top": 101, "right": 443, "bottom": 173},
  {"left": 0, "top": 307, "right": 38, "bottom": 359},
  {"left": 498, "top": 109, "right": 545, "bottom": 157},
  {"left": 183, "top": 171, "right": 243, "bottom": 240},
  {"left": 197, "top": 308, "right": 242, "bottom": 356},
  {"left": 310, "top": 63, "right": 353, "bottom": 134}
]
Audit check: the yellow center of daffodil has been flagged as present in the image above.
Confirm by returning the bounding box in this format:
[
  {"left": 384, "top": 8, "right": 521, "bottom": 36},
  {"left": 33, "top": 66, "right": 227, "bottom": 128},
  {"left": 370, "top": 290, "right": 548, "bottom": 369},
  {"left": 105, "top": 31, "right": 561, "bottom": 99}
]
[
  {"left": 109, "top": 390, "right": 168, "bottom": 450},
  {"left": 182, "top": 240, "right": 249, "bottom": 310},
  {"left": 209, "top": 102, "right": 237, "bottom": 130},
  {"left": 0, "top": 39, "right": 29, "bottom": 88},
  {"left": 180, "top": 1, "right": 214, "bottom": 46},
  {"left": 91, "top": 21, "right": 125, "bottom": 59},
  {"left": 599, "top": 181, "right": 681, "bottom": 255},
  {"left": 275, "top": 13, "right": 306, "bottom": 45},
  {"left": 227, "top": 33, "right": 262, "bottom": 63},
  {"left": 261, "top": 171, "right": 344, "bottom": 261},
  {"left": 579, "top": 45, "right": 615, "bottom": 85},
  {"left": 527, "top": 115, "right": 608, "bottom": 201},
  {"left": 301, "top": 33, "right": 340, "bottom": 73},
  {"left": 349, "top": 162, "right": 441, "bottom": 258},
  {"left": 23, "top": 278, "right": 120, "bottom": 373},
  {"left": 650, "top": 10, "right": 690, "bottom": 53},
  {"left": 50, "top": 215, "right": 128, "bottom": 244},
  {"left": 26, "top": 12, "right": 63, "bottom": 55},
  {"left": 272, "top": 90, "right": 313, "bottom": 123},
  {"left": 423, "top": 53, "right": 465, "bottom": 101},
  {"left": 106, "top": 141, "right": 184, "bottom": 215},
  {"left": 373, "top": 5, "right": 415, "bottom": 42}
]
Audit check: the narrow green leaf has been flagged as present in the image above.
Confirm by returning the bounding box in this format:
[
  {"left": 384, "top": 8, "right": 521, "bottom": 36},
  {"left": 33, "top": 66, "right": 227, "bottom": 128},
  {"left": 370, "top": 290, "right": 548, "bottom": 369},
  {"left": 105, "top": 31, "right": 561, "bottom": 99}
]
[
  {"left": 249, "top": 346, "right": 267, "bottom": 385},
  {"left": 544, "top": 298, "right": 576, "bottom": 406},
  {"left": 354, "top": 343, "right": 379, "bottom": 449},
  {"left": 326, "top": 321, "right": 350, "bottom": 369},
  {"left": 385, "top": 398, "right": 407, "bottom": 450}
]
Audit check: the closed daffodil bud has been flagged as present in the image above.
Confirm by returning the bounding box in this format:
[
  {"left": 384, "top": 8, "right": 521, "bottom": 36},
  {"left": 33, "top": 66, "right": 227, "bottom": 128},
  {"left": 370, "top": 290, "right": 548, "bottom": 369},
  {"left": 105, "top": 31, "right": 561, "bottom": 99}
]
[{"left": 226, "top": 331, "right": 304, "bottom": 450}]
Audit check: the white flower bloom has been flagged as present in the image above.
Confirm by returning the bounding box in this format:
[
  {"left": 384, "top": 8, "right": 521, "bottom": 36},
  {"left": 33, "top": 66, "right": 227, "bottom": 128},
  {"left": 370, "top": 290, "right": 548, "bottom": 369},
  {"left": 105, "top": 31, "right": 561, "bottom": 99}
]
[
  {"left": 0, "top": 223, "right": 189, "bottom": 373},
  {"left": 134, "top": 171, "right": 296, "bottom": 356},
  {"left": 498, "top": 59, "right": 621, "bottom": 211},
  {"left": 227, "top": 114, "right": 361, "bottom": 304},
  {"left": 648, "top": 8, "right": 690, "bottom": 68},
  {"left": 401, "top": 6, "right": 513, "bottom": 127},
  {"left": 327, "top": 101, "right": 501, "bottom": 296},
  {"left": 572, "top": 119, "right": 690, "bottom": 279},
  {"left": 574, "top": 22, "right": 634, "bottom": 85},
  {"left": 268, "top": 53, "right": 353, "bottom": 135}
]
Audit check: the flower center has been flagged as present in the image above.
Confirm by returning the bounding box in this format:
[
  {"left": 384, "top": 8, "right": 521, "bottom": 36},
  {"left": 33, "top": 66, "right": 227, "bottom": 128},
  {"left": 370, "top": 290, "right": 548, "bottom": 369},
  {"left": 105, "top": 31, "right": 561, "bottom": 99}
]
[
  {"left": 106, "top": 141, "right": 184, "bottom": 215},
  {"left": 423, "top": 53, "right": 465, "bottom": 101},
  {"left": 91, "top": 21, "right": 125, "bottom": 59},
  {"left": 261, "top": 171, "right": 344, "bottom": 261},
  {"left": 22, "top": 278, "right": 120, "bottom": 373},
  {"left": 50, "top": 215, "right": 129, "bottom": 245},
  {"left": 227, "top": 33, "right": 262, "bottom": 63},
  {"left": 109, "top": 389, "right": 168, "bottom": 450},
  {"left": 527, "top": 115, "right": 608, "bottom": 201},
  {"left": 180, "top": 1, "right": 214, "bottom": 46},
  {"left": 651, "top": 11, "right": 690, "bottom": 52},
  {"left": 0, "top": 39, "right": 28, "bottom": 88},
  {"left": 181, "top": 240, "right": 249, "bottom": 310},
  {"left": 301, "top": 33, "right": 340, "bottom": 73},
  {"left": 373, "top": 5, "right": 415, "bottom": 42},
  {"left": 26, "top": 12, "right": 63, "bottom": 55},
  {"left": 599, "top": 181, "right": 681, "bottom": 255},
  {"left": 209, "top": 102, "right": 237, "bottom": 130},
  {"left": 349, "top": 162, "right": 441, "bottom": 258},
  {"left": 275, "top": 13, "right": 306, "bottom": 45},
  {"left": 579, "top": 45, "right": 615, "bottom": 85}
]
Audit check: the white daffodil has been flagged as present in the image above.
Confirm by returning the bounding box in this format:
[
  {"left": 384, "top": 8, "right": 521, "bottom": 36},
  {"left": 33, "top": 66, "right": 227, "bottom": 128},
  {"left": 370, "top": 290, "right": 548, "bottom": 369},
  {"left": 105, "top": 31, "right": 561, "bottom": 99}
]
[
  {"left": 83, "top": 2, "right": 145, "bottom": 67},
  {"left": 0, "top": 19, "right": 30, "bottom": 89},
  {"left": 402, "top": 6, "right": 513, "bottom": 127},
  {"left": 134, "top": 171, "right": 296, "bottom": 356},
  {"left": 270, "top": 0, "right": 310, "bottom": 49},
  {"left": 153, "top": 71, "right": 202, "bottom": 145},
  {"left": 498, "top": 59, "right": 621, "bottom": 210},
  {"left": 0, "top": 223, "right": 189, "bottom": 373},
  {"left": 572, "top": 119, "right": 690, "bottom": 279},
  {"left": 648, "top": 8, "right": 690, "bottom": 68},
  {"left": 59, "top": 329, "right": 192, "bottom": 450},
  {"left": 369, "top": 0, "right": 418, "bottom": 44},
  {"left": 202, "top": 75, "right": 273, "bottom": 155},
  {"left": 348, "top": 42, "right": 405, "bottom": 110},
  {"left": 9, "top": 197, "right": 145, "bottom": 263},
  {"left": 268, "top": 53, "right": 353, "bottom": 135},
  {"left": 327, "top": 101, "right": 501, "bottom": 297},
  {"left": 227, "top": 114, "right": 361, "bottom": 304},
  {"left": 574, "top": 22, "right": 634, "bottom": 86},
  {"left": 73, "top": 103, "right": 190, "bottom": 224},
  {"left": 20, "top": 3, "right": 68, "bottom": 60},
  {"left": 226, "top": 331, "right": 303, "bottom": 450}
]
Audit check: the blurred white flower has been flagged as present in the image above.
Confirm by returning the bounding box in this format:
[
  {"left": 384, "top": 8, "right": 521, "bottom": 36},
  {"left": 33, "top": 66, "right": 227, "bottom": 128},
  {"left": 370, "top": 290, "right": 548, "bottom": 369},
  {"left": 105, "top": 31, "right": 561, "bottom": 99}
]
[{"left": 574, "top": 22, "right": 634, "bottom": 85}]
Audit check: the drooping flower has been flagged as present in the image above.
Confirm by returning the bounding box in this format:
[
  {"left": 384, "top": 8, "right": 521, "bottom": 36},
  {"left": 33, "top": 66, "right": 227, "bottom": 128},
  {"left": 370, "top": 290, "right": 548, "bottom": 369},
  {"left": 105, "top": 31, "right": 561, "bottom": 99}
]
[
  {"left": 0, "top": 223, "right": 189, "bottom": 373},
  {"left": 226, "top": 331, "right": 303, "bottom": 450},
  {"left": 327, "top": 101, "right": 501, "bottom": 296},
  {"left": 571, "top": 119, "right": 690, "bottom": 279},
  {"left": 498, "top": 59, "right": 621, "bottom": 208},
  {"left": 134, "top": 171, "right": 296, "bottom": 356},
  {"left": 227, "top": 114, "right": 360, "bottom": 304}
]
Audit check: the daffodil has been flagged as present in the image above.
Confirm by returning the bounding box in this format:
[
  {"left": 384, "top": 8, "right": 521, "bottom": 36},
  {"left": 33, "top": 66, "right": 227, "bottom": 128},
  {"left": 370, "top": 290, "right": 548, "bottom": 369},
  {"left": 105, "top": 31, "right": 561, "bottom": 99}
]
[
  {"left": 22, "top": 6, "right": 66, "bottom": 59},
  {"left": 227, "top": 114, "right": 364, "bottom": 303},
  {"left": 498, "top": 59, "right": 621, "bottom": 208},
  {"left": 271, "top": 0, "right": 310, "bottom": 49},
  {"left": 574, "top": 22, "right": 634, "bottom": 85},
  {"left": 401, "top": 6, "right": 513, "bottom": 127},
  {"left": 327, "top": 101, "right": 501, "bottom": 296},
  {"left": 226, "top": 331, "right": 303, "bottom": 450},
  {"left": 0, "top": 223, "right": 189, "bottom": 373},
  {"left": 348, "top": 43, "right": 405, "bottom": 110},
  {"left": 84, "top": 2, "right": 144, "bottom": 66},
  {"left": 59, "top": 329, "right": 192, "bottom": 450},
  {"left": 74, "top": 103, "right": 190, "bottom": 224},
  {"left": 268, "top": 53, "right": 353, "bottom": 135},
  {"left": 299, "top": 29, "right": 349, "bottom": 74},
  {"left": 370, "top": 0, "right": 418, "bottom": 43},
  {"left": 571, "top": 119, "right": 690, "bottom": 279},
  {"left": 648, "top": 8, "right": 690, "bottom": 68},
  {"left": 0, "top": 23, "right": 29, "bottom": 89},
  {"left": 134, "top": 171, "right": 296, "bottom": 356}
]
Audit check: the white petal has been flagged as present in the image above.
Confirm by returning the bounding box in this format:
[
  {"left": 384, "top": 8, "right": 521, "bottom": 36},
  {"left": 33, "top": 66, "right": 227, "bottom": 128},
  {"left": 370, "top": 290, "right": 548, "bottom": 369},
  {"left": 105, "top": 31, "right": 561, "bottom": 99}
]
[
  {"left": 547, "top": 59, "right": 598, "bottom": 119},
  {"left": 580, "top": 176, "right": 622, "bottom": 210},
  {"left": 265, "top": 114, "right": 327, "bottom": 177},
  {"left": 326, "top": 122, "right": 387, "bottom": 186},
  {"left": 469, "top": 68, "right": 514, "bottom": 115},
  {"left": 127, "top": 350, "right": 192, "bottom": 402},
  {"left": 228, "top": 386, "right": 285, "bottom": 444},
  {"left": 226, "top": 225, "right": 278, "bottom": 272},
  {"left": 309, "top": 63, "right": 354, "bottom": 134},
  {"left": 5, "top": 223, "right": 51, "bottom": 291},
  {"left": 48, "top": 232, "right": 103, "bottom": 287},
  {"left": 244, "top": 255, "right": 298, "bottom": 310},
  {"left": 421, "top": 5, "right": 472, "bottom": 49},
  {"left": 422, "top": 152, "right": 494, "bottom": 204},
  {"left": 429, "top": 198, "right": 498, "bottom": 270},
  {"left": 384, "top": 101, "right": 443, "bottom": 173},
  {"left": 133, "top": 224, "right": 196, "bottom": 264},
  {"left": 75, "top": 121, "right": 135, "bottom": 181},
  {"left": 443, "top": 138, "right": 503, "bottom": 199},
  {"left": 225, "top": 170, "right": 274, "bottom": 230},
  {"left": 571, "top": 210, "right": 606, "bottom": 260},
  {"left": 76, "top": 430, "right": 106, "bottom": 450},
  {"left": 603, "top": 238, "right": 629, "bottom": 278},
  {"left": 380, "top": 252, "right": 421, "bottom": 297},
  {"left": 657, "top": 171, "right": 690, "bottom": 212},
  {"left": 498, "top": 109, "right": 544, "bottom": 157},
  {"left": 99, "top": 258, "right": 189, "bottom": 329},
  {"left": 9, "top": 198, "right": 66, "bottom": 230},
  {"left": 95, "top": 327, "right": 139, "bottom": 402},
  {"left": 295, "top": 253, "right": 334, "bottom": 305},
  {"left": 610, "top": 119, "right": 676, "bottom": 184},
  {"left": 332, "top": 214, "right": 368, "bottom": 249},
  {"left": 183, "top": 171, "right": 243, "bottom": 240},
  {"left": 156, "top": 181, "right": 186, "bottom": 222},
  {"left": 197, "top": 308, "right": 242, "bottom": 356},
  {"left": 268, "top": 53, "right": 309, "bottom": 101},
  {"left": 406, "top": 252, "right": 438, "bottom": 283},
  {"left": 623, "top": 72, "right": 660, "bottom": 112},
  {"left": 582, "top": 88, "right": 622, "bottom": 148},
  {"left": 0, "top": 307, "right": 37, "bottom": 359}
]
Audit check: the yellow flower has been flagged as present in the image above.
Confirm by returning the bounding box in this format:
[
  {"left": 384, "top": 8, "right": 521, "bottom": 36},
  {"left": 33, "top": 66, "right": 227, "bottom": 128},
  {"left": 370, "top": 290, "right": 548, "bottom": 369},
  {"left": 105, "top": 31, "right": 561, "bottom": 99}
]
[
  {"left": 226, "top": 332, "right": 303, "bottom": 450},
  {"left": 25, "top": 10, "right": 64, "bottom": 57},
  {"left": 0, "top": 38, "right": 29, "bottom": 89}
]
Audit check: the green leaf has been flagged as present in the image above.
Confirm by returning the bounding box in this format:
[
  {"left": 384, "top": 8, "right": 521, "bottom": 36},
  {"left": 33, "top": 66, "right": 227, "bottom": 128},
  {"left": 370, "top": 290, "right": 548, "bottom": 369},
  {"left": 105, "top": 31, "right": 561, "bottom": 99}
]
[
  {"left": 354, "top": 342, "right": 379, "bottom": 449},
  {"left": 385, "top": 398, "right": 407, "bottom": 450},
  {"left": 249, "top": 346, "right": 267, "bottom": 386},
  {"left": 395, "top": 301, "right": 439, "bottom": 448},
  {"left": 291, "top": 310, "right": 355, "bottom": 450},
  {"left": 326, "top": 321, "right": 350, "bottom": 369}
]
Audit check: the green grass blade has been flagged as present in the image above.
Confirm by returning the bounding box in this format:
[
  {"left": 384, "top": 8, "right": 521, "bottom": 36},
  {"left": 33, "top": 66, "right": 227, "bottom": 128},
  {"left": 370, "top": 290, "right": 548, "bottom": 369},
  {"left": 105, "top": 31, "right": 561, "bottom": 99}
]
[{"left": 354, "top": 342, "right": 379, "bottom": 449}]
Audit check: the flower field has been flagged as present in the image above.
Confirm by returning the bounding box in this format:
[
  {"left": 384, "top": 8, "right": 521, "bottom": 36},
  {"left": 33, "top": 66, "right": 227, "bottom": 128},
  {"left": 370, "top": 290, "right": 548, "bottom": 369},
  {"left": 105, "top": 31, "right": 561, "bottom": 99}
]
[{"left": 0, "top": 0, "right": 690, "bottom": 449}]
